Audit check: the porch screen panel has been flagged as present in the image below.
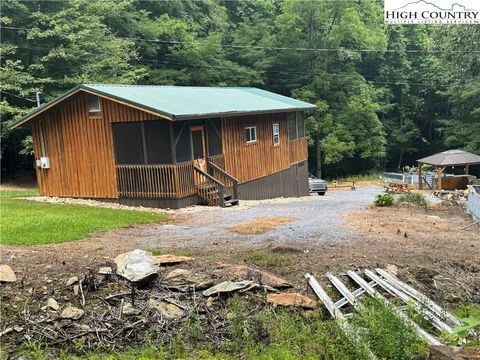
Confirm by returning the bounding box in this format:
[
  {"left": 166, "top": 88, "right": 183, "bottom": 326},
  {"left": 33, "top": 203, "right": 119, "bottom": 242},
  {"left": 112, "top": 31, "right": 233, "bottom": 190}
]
[
  {"left": 112, "top": 122, "right": 144, "bottom": 164},
  {"left": 144, "top": 120, "right": 172, "bottom": 164},
  {"left": 173, "top": 122, "right": 192, "bottom": 163},
  {"left": 207, "top": 119, "right": 222, "bottom": 156}
]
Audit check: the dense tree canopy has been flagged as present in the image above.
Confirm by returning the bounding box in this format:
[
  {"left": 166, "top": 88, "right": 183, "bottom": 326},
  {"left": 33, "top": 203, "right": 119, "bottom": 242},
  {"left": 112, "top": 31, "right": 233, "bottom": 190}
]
[{"left": 1, "top": 0, "right": 479, "bottom": 178}]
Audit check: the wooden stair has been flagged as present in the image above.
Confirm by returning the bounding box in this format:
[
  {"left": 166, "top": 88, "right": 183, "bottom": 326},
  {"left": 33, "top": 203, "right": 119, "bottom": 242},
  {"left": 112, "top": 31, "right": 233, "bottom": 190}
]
[{"left": 194, "top": 163, "right": 240, "bottom": 207}]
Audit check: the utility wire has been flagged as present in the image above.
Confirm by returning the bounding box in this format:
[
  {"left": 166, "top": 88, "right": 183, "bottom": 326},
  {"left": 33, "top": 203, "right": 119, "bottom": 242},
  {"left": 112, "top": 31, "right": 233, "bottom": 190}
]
[
  {"left": 0, "top": 90, "right": 37, "bottom": 103},
  {"left": 4, "top": 43, "right": 458, "bottom": 87},
  {"left": 2, "top": 25, "right": 479, "bottom": 54}
]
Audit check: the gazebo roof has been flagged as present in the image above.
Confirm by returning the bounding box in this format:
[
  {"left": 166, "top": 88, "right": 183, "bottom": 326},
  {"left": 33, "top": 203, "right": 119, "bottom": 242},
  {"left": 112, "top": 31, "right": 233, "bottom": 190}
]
[{"left": 417, "top": 149, "right": 480, "bottom": 166}]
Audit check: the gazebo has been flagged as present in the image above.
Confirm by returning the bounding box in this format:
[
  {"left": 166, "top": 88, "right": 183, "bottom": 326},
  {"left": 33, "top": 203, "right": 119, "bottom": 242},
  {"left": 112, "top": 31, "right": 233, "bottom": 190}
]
[{"left": 417, "top": 149, "right": 480, "bottom": 190}]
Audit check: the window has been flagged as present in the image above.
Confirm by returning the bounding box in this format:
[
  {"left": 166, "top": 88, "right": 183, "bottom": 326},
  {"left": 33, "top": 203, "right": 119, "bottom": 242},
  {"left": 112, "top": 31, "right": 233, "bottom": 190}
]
[
  {"left": 297, "top": 112, "right": 305, "bottom": 138},
  {"left": 288, "top": 112, "right": 297, "bottom": 139},
  {"left": 245, "top": 126, "right": 257, "bottom": 143},
  {"left": 273, "top": 123, "right": 280, "bottom": 146},
  {"left": 88, "top": 95, "right": 101, "bottom": 114},
  {"left": 288, "top": 111, "right": 305, "bottom": 140}
]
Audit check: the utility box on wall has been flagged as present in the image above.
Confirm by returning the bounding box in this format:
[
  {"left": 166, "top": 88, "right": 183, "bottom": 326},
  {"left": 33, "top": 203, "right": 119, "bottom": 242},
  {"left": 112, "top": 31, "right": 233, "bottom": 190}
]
[{"left": 39, "top": 157, "right": 50, "bottom": 169}]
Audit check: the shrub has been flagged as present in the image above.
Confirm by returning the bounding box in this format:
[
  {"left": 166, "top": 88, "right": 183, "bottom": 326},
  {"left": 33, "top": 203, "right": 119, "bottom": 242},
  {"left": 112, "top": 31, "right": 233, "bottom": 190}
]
[
  {"left": 374, "top": 194, "right": 394, "bottom": 207},
  {"left": 397, "top": 192, "right": 428, "bottom": 207}
]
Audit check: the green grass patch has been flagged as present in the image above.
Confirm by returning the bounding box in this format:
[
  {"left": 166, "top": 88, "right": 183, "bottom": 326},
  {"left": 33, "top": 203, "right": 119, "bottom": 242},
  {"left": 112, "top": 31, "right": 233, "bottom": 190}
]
[
  {"left": 0, "top": 188, "right": 39, "bottom": 197},
  {"left": 0, "top": 194, "right": 168, "bottom": 245},
  {"left": 146, "top": 246, "right": 197, "bottom": 257},
  {"left": 397, "top": 192, "right": 429, "bottom": 208},
  {"left": 235, "top": 249, "right": 293, "bottom": 270}
]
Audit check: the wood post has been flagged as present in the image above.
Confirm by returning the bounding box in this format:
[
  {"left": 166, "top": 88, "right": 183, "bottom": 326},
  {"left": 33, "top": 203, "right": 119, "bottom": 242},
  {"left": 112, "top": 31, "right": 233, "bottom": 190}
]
[
  {"left": 465, "top": 164, "right": 470, "bottom": 175},
  {"left": 436, "top": 166, "right": 445, "bottom": 190},
  {"left": 418, "top": 163, "right": 423, "bottom": 190}
]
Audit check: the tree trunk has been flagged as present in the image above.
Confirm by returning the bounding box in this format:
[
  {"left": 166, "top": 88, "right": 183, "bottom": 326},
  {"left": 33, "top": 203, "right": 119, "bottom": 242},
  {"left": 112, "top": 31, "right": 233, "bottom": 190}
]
[
  {"left": 315, "top": 131, "right": 322, "bottom": 179},
  {"left": 397, "top": 150, "right": 404, "bottom": 171}
]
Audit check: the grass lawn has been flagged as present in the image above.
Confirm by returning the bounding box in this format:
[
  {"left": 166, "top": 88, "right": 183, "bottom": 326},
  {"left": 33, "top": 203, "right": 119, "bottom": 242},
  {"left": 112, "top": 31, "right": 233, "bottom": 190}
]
[{"left": 0, "top": 189, "right": 168, "bottom": 245}]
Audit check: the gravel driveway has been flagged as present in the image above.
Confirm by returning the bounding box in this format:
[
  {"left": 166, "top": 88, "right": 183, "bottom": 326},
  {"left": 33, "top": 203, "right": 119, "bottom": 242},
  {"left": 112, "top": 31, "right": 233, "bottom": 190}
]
[{"left": 135, "top": 186, "right": 382, "bottom": 249}]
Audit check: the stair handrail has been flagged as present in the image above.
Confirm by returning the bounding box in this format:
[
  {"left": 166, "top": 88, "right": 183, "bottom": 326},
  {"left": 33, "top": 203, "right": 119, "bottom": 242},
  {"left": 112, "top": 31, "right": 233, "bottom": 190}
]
[
  {"left": 206, "top": 159, "right": 240, "bottom": 200},
  {"left": 193, "top": 165, "right": 226, "bottom": 207}
]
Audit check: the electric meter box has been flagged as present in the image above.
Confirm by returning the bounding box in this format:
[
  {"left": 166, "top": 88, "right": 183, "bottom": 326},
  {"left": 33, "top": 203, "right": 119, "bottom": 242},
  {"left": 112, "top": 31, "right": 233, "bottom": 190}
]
[{"left": 40, "top": 157, "right": 50, "bottom": 169}]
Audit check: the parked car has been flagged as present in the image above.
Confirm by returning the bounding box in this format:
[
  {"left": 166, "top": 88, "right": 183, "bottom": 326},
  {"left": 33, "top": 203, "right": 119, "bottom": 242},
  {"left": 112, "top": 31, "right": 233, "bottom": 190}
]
[{"left": 308, "top": 174, "right": 327, "bottom": 195}]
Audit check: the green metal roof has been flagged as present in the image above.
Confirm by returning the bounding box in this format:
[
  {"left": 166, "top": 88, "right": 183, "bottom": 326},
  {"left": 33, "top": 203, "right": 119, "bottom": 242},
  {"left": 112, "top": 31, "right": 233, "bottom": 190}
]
[{"left": 11, "top": 84, "right": 317, "bottom": 128}]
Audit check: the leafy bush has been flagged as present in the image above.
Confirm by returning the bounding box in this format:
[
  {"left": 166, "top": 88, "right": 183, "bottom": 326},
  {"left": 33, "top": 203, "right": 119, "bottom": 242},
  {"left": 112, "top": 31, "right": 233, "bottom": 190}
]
[
  {"left": 397, "top": 192, "right": 428, "bottom": 207},
  {"left": 374, "top": 193, "right": 394, "bottom": 207}
]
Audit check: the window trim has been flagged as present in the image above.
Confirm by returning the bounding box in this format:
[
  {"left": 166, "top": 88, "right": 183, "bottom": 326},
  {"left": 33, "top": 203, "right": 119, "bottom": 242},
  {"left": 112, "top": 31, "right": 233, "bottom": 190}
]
[
  {"left": 245, "top": 126, "right": 257, "bottom": 144},
  {"left": 88, "top": 95, "right": 101, "bottom": 114},
  {"left": 272, "top": 122, "right": 280, "bottom": 146}
]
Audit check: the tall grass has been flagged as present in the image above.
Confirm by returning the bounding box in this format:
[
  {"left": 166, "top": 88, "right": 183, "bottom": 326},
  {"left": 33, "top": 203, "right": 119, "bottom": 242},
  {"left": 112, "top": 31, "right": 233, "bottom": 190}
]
[{"left": 397, "top": 192, "right": 429, "bottom": 208}]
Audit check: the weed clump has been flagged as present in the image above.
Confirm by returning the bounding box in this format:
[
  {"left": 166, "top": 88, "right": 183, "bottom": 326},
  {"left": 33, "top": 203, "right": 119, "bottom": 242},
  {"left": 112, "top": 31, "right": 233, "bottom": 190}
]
[
  {"left": 353, "top": 298, "right": 428, "bottom": 359},
  {"left": 239, "top": 249, "right": 293, "bottom": 270},
  {"left": 374, "top": 193, "right": 394, "bottom": 207},
  {"left": 397, "top": 192, "right": 429, "bottom": 208}
]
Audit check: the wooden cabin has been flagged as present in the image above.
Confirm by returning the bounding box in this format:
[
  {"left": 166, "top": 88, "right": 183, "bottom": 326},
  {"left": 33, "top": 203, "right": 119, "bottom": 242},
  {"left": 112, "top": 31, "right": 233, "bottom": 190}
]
[{"left": 12, "top": 84, "right": 316, "bottom": 208}]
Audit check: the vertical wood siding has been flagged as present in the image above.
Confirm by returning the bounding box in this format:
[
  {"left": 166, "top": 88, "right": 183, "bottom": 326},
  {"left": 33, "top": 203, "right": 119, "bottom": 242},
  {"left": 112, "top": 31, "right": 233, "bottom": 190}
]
[
  {"left": 31, "top": 90, "right": 309, "bottom": 199},
  {"left": 221, "top": 113, "right": 304, "bottom": 183},
  {"left": 289, "top": 138, "right": 308, "bottom": 164},
  {"left": 32, "top": 92, "right": 161, "bottom": 198}
]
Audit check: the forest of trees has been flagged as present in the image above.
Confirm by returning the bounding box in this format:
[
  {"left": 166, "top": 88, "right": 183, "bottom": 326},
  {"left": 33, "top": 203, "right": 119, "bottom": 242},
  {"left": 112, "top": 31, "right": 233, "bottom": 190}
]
[{"left": 1, "top": 0, "right": 479, "bottom": 179}]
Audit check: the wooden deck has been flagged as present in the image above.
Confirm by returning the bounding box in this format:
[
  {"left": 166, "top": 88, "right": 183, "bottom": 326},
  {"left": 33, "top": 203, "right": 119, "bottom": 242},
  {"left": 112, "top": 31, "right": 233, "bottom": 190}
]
[{"left": 116, "top": 162, "right": 195, "bottom": 199}]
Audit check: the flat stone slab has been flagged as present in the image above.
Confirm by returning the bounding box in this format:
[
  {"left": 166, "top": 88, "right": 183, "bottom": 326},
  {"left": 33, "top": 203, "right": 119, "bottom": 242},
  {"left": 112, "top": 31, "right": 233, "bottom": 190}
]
[
  {"left": 154, "top": 254, "right": 194, "bottom": 265},
  {"left": 267, "top": 293, "right": 318, "bottom": 309},
  {"left": 212, "top": 265, "right": 291, "bottom": 288},
  {"left": 147, "top": 299, "right": 185, "bottom": 319},
  {"left": 203, "top": 280, "right": 257, "bottom": 297},
  {"left": 0, "top": 265, "right": 16, "bottom": 283},
  {"left": 162, "top": 269, "right": 213, "bottom": 291}
]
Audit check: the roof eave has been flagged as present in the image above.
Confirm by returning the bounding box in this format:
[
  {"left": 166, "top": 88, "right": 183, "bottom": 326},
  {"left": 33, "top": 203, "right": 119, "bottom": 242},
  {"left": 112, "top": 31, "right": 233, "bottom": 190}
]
[{"left": 9, "top": 85, "right": 175, "bottom": 130}]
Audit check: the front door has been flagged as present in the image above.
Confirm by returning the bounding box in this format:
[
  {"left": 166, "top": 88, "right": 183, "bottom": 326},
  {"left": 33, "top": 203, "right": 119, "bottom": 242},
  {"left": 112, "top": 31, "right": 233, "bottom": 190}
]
[{"left": 192, "top": 125, "right": 207, "bottom": 184}]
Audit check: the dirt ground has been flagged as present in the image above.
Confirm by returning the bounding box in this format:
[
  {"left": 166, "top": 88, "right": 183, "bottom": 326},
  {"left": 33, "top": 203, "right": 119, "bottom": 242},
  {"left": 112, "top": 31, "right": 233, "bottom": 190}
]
[
  {"left": 1, "top": 188, "right": 478, "bottom": 306},
  {"left": 1, "top": 186, "right": 480, "bottom": 355}
]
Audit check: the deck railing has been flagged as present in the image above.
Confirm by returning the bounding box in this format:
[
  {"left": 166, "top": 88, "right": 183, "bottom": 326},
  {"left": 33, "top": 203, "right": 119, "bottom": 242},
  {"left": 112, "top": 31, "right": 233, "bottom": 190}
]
[
  {"left": 116, "top": 162, "right": 195, "bottom": 198},
  {"left": 207, "top": 157, "right": 239, "bottom": 200},
  {"left": 289, "top": 138, "right": 308, "bottom": 164},
  {"left": 207, "top": 154, "right": 226, "bottom": 170},
  {"left": 194, "top": 165, "right": 225, "bottom": 206}
]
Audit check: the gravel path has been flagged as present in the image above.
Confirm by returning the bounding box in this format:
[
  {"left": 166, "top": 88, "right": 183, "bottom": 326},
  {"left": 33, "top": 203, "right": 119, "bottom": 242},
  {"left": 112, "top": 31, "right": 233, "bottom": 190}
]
[{"left": 130, "top": 186, "right": 383, "bottom": 249}]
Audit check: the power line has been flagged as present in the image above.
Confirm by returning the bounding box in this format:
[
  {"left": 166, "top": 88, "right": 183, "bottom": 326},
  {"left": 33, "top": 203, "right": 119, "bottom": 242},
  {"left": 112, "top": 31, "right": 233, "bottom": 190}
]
[
  {"left": 0, "top": 90, "right": 37, "bottom": 103},
  {"left": 2, "top": 25, "right": 479, "bottom": 54},
  {"left": 5, "top": 43, "right": 453, "bottom": 87}
]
